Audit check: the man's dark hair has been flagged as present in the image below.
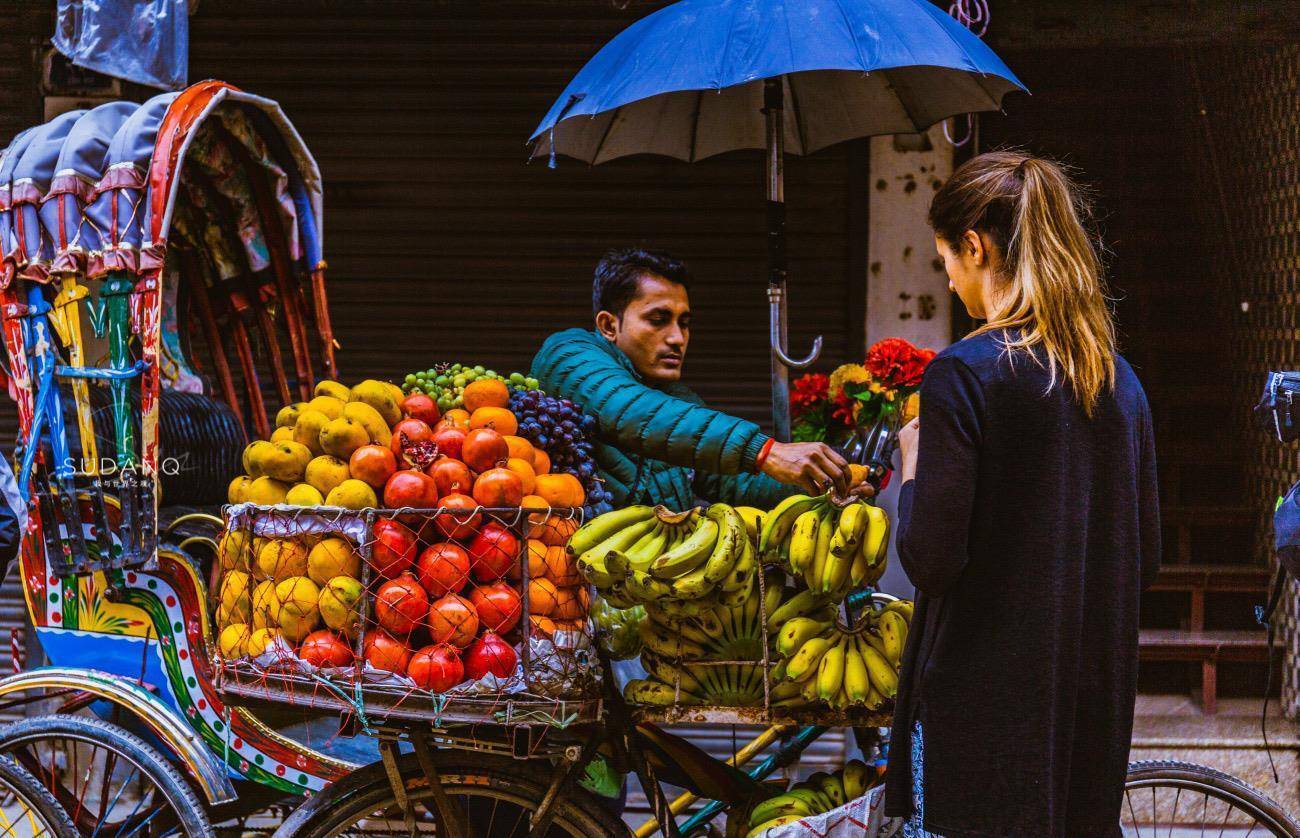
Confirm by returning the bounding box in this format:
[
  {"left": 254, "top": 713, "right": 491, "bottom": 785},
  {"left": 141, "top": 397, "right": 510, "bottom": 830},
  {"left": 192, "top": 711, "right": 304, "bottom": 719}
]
[{"left": 592, "top": 247, "right": 691, "bottom": 319}]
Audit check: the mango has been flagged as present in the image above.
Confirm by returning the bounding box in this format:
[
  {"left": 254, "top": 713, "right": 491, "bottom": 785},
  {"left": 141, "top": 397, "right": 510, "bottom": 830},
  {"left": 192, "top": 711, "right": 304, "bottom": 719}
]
[
  {"left": 260, "top": 441, "right": 313, "bottom": 483},
  {"left": 314, "top": 381, "right": 351, "bottom": 402},
  {"left": 381, "top": 381, "right": 406, "bottom": 409},
  {"left": 308, "top": 537, "right": 361, "bottom": 585},
  {"left": 228, "top": 475, "right": 254, "bottom": 505},
  {"left": 219, "top": 530, "right": 252, "bottom": 572},
  {"left": 276, "top": 576, "right": 321, "bottom": 641},
  {"left": 304, "top": 455, "right": 350, "bottom": 497},
  {"left": 286, "top": 483, "right": 325, "bottom": 506},
  {"left": 217, "top": 600, "right": 250, "bottom": 628},
  {"left": 292, "top": 410, "right": 331, "bottom": 456},
  {"left": 307, "top": 395, "right": 346, "bottom": 420},
  {"left": 245, "top": 476, "right": 290, "bottom": 506},
  {"left": 343, "top": 401, "right": 392, "bottom": 448},
  {"left": 270, "top": 426, "right": 293, "bottom": 443},
  {"left": 243, "top": 440, "right": 276, "bottom": 478},
  {"left": 349, "top": 380, "right": 401, "bottom": 426},
  {"left": 219, "top": 570, "right": 252, "bottom": 616},
  {"left": 319, "top": 575, "right": 364, "bottom": 638},
  {"left": 276, "top": 402, "right": 309, "bottom": 429},
  {"left": 251, "top": 579, "right": 282, "bottom": 630},
  {"left": 256, "top": 538, "right": 309, "bottom": 581},
  {"left": 247, "top": 628, "right": 282, "bottom": 658},
  {"left": 325, "top": 479, "right": 378, "bottom": 511},
  {"left": 319, "top": 416, "right": 369, "bottom": 460},
  {"left": 218, "top": 623, "right": 251, "bottom": 658}
]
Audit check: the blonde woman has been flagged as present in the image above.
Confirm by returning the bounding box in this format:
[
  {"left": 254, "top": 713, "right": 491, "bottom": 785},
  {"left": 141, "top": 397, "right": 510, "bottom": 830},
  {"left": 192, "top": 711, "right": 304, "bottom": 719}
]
[{"left": 886, "top": 152, "right": 1161, "bottom": 837}]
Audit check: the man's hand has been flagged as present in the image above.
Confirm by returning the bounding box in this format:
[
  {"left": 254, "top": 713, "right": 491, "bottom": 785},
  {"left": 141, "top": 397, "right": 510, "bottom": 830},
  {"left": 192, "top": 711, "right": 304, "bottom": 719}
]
[
  {"left": 898, "top": 417, "right": 920, "bottom": 483},
  {"left": 761, "top": 441, "right": 853, "bottom": 497}
]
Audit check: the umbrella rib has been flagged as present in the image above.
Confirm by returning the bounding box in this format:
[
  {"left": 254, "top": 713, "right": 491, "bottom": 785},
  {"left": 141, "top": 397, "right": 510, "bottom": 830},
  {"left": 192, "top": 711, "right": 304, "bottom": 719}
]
[
  {"left": 786, "top": 75, "right": 809, "bottom": 156},
  {"left": 831, "top": 0, "right": 873, "bottom": 71},
  {"left": 881, "top": 67, "right": 924, "bottom": 134},
  {"left": 590, "top": 109, "right": 621, "bottom": 166},
  {"left": 688, "top": 89, "right": 704, "bottom": 163}
]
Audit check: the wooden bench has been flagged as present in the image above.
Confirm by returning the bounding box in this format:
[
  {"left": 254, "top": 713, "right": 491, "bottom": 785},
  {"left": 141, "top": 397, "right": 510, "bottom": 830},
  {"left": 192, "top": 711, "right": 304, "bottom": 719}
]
[{"left": 1140, "top": 564, "right": 1276, "bottom": 714}]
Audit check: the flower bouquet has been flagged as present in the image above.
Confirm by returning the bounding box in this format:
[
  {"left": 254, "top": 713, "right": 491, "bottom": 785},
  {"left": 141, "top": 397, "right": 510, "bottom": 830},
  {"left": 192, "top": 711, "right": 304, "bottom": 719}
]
[{"left": 791, "top": 338, "right": 936, "bottom": 467}]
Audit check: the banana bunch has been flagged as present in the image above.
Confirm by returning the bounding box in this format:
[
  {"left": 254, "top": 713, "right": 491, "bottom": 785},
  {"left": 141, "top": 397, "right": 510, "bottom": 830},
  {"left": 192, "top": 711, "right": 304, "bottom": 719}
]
[
  {"left": 773, "top": 598, "right": 912, "bottom": 711},
  {"left": 624, "top": 569, "right": 807, "bottom": 707},
  {"left": 745, "top": 759, "right": 882, "bottom": 838},
  {"left": 759, "top": 495, "right": 889, "bottom": 599},
  {"left": 572, "top": 503, "right": 756, "bottom": 607}
]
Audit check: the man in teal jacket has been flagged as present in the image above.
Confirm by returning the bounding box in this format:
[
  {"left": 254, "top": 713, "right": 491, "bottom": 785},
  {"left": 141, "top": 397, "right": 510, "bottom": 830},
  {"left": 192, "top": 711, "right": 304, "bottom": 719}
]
[{"left": 532, "top": 247, "right": 856, "bottom": 510}]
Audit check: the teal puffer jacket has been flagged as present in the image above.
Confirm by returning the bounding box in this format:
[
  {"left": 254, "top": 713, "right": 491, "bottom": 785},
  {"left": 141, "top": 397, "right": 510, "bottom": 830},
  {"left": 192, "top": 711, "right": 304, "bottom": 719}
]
[{"left": 531, "top": 329, "right": 795, "bottom": 510}]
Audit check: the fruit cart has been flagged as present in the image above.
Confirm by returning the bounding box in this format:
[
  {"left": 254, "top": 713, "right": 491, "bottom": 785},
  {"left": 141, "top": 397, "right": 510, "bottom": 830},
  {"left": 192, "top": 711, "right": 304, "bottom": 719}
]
[{"left": 0, "top": 80, "right": 354, "bottom": 834}]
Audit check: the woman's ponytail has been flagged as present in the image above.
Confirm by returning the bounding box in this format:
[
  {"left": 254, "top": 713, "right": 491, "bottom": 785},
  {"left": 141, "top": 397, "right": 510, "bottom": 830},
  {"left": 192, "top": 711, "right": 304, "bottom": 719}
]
[{"left": 930, "top": 152, "right": 1116, "bottom": 416}]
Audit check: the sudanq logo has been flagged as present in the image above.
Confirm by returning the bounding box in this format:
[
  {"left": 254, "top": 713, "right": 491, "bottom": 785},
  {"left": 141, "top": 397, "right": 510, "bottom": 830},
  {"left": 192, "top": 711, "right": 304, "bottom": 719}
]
[{"left": 63, "top": 455, "right": 189, "bottom": 477}]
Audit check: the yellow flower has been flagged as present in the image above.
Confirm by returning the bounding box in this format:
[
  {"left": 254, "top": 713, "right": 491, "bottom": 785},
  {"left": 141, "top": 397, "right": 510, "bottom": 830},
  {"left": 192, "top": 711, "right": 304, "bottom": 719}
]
[
  {"left": 902, "top": 392, "right": 921, "bottom": 423},
  {"left": 828, "top": 364, "right": 871, "bottom": 399}
]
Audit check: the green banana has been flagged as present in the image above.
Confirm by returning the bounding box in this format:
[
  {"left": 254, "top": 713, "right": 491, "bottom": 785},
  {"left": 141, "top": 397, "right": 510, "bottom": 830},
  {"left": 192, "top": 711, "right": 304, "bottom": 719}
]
[
  {"left": 625, "top": 569, "right": 673, "bottom": 601},
  {"left": 641, "top": 651, "right": 704, "bottom": 694},
  {"left": 650, "top": 518, "right": 719, "bottom": 579},
  {"left": 744, "top": 814, "right": 803, "bottom": 838},
  {"left": 639, "top": 621, "right": 705, "bottom": 659},
  {"left": 776, "top": 617, "right": 833, "bottom": 658},
  {"left": 578, "top": 517, "right": 658, "bottom": 568},
  {"left": 624, "top": 523, "right": 669, "bottom": 570},
  {"left": 786, "top": 509, "right": 821, "bottom": 574},
  {"left": 814, "top": 771, "right": 846, "bottom": 807},
  {"left": 749, "top": 795, "right": 813, "bottom": 829},
  {"left": 841, "top": 759, "right": 871, "bottom": 800},
  {"left": 577, "top": 548, "right": 631, "bottom": 588},
  {"left": 624, "top": 678, "right": 700, "bottom": 706},
  {"left": 758, "top": 494, "right": 822, "bottom": 558},
  {"left": 765, "top": 588, "right": 826, "bottom": 632},
  {"left": 670, "top": 561, "right": 718, "bottom": 599},
  {"left": 568, "top": 505, "right": 654, "bottom": 556}
]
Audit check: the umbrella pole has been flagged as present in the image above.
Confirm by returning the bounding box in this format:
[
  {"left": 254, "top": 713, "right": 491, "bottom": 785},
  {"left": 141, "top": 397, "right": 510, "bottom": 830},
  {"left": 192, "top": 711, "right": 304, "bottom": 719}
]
[{"left": 765, "top": 78, "right": 791, "bottom": 442}]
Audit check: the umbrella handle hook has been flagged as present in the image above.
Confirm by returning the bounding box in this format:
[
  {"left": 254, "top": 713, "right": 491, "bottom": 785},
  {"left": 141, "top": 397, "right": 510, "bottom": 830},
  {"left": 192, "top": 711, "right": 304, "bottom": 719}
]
[{"left": 768, "top": 285, "right": 822, "bottom": 369}]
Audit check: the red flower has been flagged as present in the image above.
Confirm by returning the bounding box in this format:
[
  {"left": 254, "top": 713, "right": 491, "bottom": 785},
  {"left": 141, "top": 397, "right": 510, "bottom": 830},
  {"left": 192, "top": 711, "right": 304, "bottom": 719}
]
[
  {"left": 866, "top": 338, "right": 934, "bottom": 389},
  {"left": 791, "top": 373, "right": 830, "bottom": 418}
]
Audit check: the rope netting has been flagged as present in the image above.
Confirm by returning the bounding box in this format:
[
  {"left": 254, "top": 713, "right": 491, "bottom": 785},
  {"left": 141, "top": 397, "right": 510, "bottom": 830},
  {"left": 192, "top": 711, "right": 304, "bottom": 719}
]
[{"left": 211, "top": 503, "right": 602, "bottom": 740}]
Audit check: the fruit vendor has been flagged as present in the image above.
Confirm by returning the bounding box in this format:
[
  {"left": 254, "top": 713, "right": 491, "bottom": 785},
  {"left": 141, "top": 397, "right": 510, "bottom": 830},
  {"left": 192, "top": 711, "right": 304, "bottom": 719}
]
[{"left": 532, "top": 247, "right": 860, "bottom": 510}]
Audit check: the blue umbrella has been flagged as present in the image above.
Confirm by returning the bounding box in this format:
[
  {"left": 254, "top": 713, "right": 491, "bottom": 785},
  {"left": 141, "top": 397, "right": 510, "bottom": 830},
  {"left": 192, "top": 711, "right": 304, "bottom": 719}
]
[{"left": 531, "top": 0, "right": 1024, "bottom": 438}]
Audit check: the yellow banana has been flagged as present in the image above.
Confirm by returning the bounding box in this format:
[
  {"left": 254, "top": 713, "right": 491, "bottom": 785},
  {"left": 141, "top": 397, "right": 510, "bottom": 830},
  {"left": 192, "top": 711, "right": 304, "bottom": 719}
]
[
  {"left": 670, "top": 560, "right": 719, "bottom": 599},
  {"left": 722, "top": 538, "right": 757, "bottom": 592},
  {"left": 578, "top": 517, "right": 658, "bottom": 568},
  {"left": 785, "top": 635, "right": 834, "bottom": 683},
  {"left": 766, "top": 588, "right": 826, "bottom": 632},
  {"left": 758, "top": 494, "right": 822, "bottom": 558},
  {"left": 749, "top": 794, "right": 814, "bottom": 828},
  {"left": 877, "top": 609, "right": 907, "bottom": 666},
  {"left": 624, "top": 522, "right": 668, "bottom": 570},
  {"left": 862, "top": 504, "right": 890, "bottom": 564},
  {"left": 639, "top": 621, "right": 705, "bottom": 659},
  {"left": 776, "top": 617, "right": 833, "bottom": 658},
  {"left": 745, "top": 814, "right": 803, "bottom": 838},
  {"left": 625, "top": 569, "right": 672, "bottom": 601},
  {"left": 844, "top": 635, "right": 872, "bottom": 703},
  {"left": 883, "top": 598, "right": 914, "bottom": 624},
  {"left": 806, "top": 508, "right": 835, "bottom": 591},
  {"left": 834, "top": 502, "right": 869, "bottom": 555},
  {"left": 815, "top": 770, "right": 846, "bottom": 807},
  {"left": 702, "top": 504, "right": 746, "bottom": 583},
  {"left": 641, "top": 652, "right": 704, "bottom": 694},
  {"left": 841, "top": 759, "right": 870, "bottom": 800},
  {"left": 624, "top": 678, "right": 702, "bottom": 706},
  {"left": 651, "top": 518, "right": 719, "bottom": 579},
  {"left": 735, "top": 506, "right": 764, "bottom": 546},
  {"left": 787, "top": 509, "right": 821, "bottom": 574},
  {"left": 862, "top": 642, "right": 898, "bottom": 697},
  {"left": 569, "top": 505, "right": 654, "bottom": 556},
  {"left": 849, "top": 529, "right": 871, "bottom": 587},
  {"left": 816, "top": 635, "right": 847, "bottom": 701}
]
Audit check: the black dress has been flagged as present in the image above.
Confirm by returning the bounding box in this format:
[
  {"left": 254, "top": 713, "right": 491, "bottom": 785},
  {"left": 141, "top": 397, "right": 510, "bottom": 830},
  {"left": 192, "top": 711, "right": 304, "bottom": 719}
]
[{"left": 883, "top": 329, "right": 1161, "bottom": 838}]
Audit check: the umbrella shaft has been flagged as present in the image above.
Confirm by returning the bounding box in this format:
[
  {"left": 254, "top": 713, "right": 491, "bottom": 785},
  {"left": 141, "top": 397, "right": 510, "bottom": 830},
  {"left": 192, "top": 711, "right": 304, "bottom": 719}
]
[{"left": 766, "top": 77, "right": 791, "bottom": 440}]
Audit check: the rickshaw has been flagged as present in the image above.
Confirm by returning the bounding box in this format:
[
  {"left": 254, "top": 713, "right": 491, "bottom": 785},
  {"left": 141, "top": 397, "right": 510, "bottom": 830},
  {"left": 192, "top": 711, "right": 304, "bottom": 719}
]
[{"left": 0, "top": 80, "right": 358, "bottom": 835}]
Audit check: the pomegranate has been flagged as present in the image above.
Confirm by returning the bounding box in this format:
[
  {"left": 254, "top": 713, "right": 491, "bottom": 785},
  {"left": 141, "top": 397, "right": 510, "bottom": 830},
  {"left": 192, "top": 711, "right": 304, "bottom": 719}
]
[
  {"left": 427, "top": 457, "right": 473, "bottom": 498},
  {"left": 461, "top": 428, "right": 508, "bottom": 473},
  {"left": 402, "top": 393, "right": 441, "bottom": 427},
  {"left": 383, "top": 469, "right": 439, "bottom": 509},
  {"left": 430, "top": 426, "right": 467, "bottom": 462},
  {"left": 363, "top": 629, "right": 412, "bottom": 674},
  {"left": 407, "top": 644, "right": 464, "bottom": 692},
  {"left": 467, "top": 522, "right": 520, "bottom": 582},
  {"left": 469, "top": 582, "right": 522, "bottom": 634},
  {"left": 427, "top": 593, "right": 480, "bottom": 648},
  {"left": 472, "top": 468, "right": 524, "bottom": 508},
  {"left": 464, "top": 631, "right": 517, "bottom": 681},
  {"left": 350, "top": 444, "right": 398, "bottom": 489},
  {"left": 390, "top": 418, "right": 433, "bottom": 459},
  {"left": 370, "top": 518, "right": 417, "bottom": 579},
  {"left": 375, "top": 575, "right": 429, "bottom": 635},
  {"left": 415, "top": 542, "right": 471, "bottom": 598},
  {"left": 299, "top": 630, "right": 354, "bottom": 668},
  {"left": 434, "top": 493, "right": 482, "bottom": 540}
]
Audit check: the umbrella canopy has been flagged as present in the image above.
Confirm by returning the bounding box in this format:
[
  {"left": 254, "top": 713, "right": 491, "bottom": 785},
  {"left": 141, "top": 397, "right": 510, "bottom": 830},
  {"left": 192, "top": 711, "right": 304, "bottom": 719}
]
[{"left": 530, "top": 0, "right": 1025, "bottom": 163}]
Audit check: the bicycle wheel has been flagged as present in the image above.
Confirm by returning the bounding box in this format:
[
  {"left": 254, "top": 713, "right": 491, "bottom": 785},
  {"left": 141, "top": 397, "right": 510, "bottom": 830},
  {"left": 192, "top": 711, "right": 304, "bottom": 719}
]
[
  {"left": 276, "top": 749, "right": 628, "bottom": 837},
  {"left": 1123, "top": 760, "right": 1300, "bottom": 836},
  {"left": 0, "top": 715, "right": 212, "bottom": 837},
  {"left": 0, "top": 754, "right": 77, "bottom": 837}
]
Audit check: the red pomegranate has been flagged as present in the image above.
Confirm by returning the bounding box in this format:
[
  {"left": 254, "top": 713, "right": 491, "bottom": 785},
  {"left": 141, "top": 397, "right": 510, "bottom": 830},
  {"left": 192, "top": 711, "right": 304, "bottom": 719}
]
[
  {"left": 363, "top": 629, "right": 412, "bottom": 674},
  {"left": 464, "top": 631, "right": 517, "bottom": 681},
  {"left": 390, "top": 418, "right": 433, "bottom": 458},
  {"left": 375, "top": 575, "right": 429, "bottom": 635},
  {"left": 415, "top": 542, "right": 471, "bottom": 598},
  {"left": 370, "top": 518, "right": 417, "bottom": 579},
  {"left": 427, "top": 457, "right": 473, "bottom": 498},
  {"left": 467, "top": 522, "right": 520, "bottom": 582},
  {"left": 461, "top": 428, "right": 508, "bottom": 473},
  {"left": 299, "top": 630, "right": 354, "bottom": 668},
  {"left": 383, "top": 469, "right": 439, "bottom": 509},
  {"left": 469, "top": 582, "right": 522, "bottom": 634},
  {"left": 427, "top": 593, "right": 480, "bottom": 648},
  {"left": 434, "top": 493, "right": 482, "bottom": 540},
  {"left": 472, "top": 468, "right": 524, "bottom": 508},
  {"left": 430, "top": 426, "right": 467, "bottom": 463},
  {"left": 402, "top": 393, "right": 441, "bottom": 427},
  {"left": 407, "top": 644, "right": 464, "bottom": 692}
]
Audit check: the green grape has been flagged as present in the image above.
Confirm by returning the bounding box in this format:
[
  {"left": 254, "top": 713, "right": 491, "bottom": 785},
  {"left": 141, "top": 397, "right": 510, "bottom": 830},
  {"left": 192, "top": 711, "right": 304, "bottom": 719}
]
[
  {"left": 509, "top": 372, "right": 524, "bottom": 383},
  {"left": 404, "top": 373, "right": 417, "bottom": 385},
  {"left": 485, "top": 370, "right": 497, "bottom": 378},
  {"left": 453, "top": 376, "right": 466, "bottom": 388},
  {"left": 525, "top": 377, "right": 539, "bottom": 389},
  {"left": 474, "top": 365, "right": 485, "bottom": 374},
  {"left": 434, "top": 376, "right": 448, "bottom": 387}
]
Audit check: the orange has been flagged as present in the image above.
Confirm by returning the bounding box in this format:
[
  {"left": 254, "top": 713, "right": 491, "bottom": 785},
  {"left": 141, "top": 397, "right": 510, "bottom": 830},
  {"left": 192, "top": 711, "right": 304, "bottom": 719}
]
[
  {"left": 552, "top": 586, "right": 587, "bottom": 621},
  {"left": 520, "top": 494, "right": 548, "bottom": 510},
  {"left": 532, "top": 449, "right": 551, "bottom": 475},
  {"left": 528, "top": 578, "right": 560, "bottom": 616},
  {"left": 443, "top": 409, "right": 471, "bottom": 430},
  {"left": 506, "top": 458, "right": 537, "bottom": 495},
  {"left": 534, "top": 473, "right": 585, "bottom": 508},
  {"left": 469, "top": 406, "right": 518, "bottom": 437},
  {"left": 529, "top": 615, "right": 558, "bottom": 637},
  {"left": 508, "top": 539, "right": 549, "bottom": 582},
  {"left": 503, "top": 435, "right": 534, "bottom": 465},
  {"left": 543, "top": 545, "right": 581, "bottom": 586},
  {"left": 526, "top": 514, "right": 578, "bottom": 547},
  {"left": 462, "top": 379, "right": 510, "bottom": 413}
]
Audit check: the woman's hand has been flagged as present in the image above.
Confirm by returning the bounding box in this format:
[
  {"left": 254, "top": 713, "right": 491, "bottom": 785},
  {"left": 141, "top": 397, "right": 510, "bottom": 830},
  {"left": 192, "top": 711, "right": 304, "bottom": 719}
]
[
  {"left": 898, "top": 417, "right": 920, "bottom": 483},
  {"left": 762, "top": 441, "right": 853, "bottom": 496}
]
